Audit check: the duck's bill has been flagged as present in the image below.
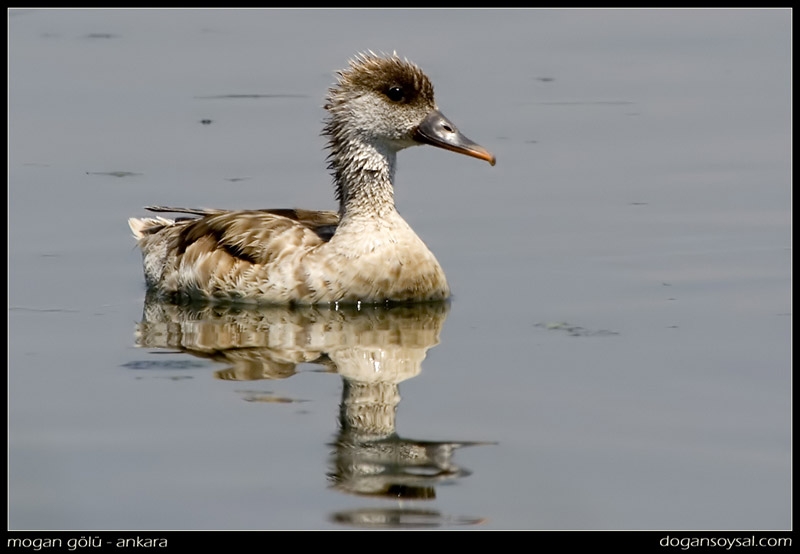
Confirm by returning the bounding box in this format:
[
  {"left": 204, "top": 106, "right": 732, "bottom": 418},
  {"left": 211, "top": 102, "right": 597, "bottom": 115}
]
[{"left": 414, "top": 110, "right": 496, "bottom": 166}]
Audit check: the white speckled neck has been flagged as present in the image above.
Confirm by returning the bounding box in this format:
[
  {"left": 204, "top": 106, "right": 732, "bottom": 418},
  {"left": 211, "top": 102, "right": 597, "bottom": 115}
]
[{"left": 332, "top": 139, "right": 398, "bottom": 221}]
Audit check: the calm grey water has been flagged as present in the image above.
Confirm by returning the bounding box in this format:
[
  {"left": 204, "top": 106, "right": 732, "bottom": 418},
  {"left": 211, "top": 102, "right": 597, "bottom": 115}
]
[{"left": 8, "top": 8, "right": 791, "bottom": 531}]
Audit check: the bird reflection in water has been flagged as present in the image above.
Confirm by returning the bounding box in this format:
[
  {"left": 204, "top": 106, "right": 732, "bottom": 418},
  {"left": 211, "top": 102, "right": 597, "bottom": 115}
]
[{"left": 133, "top": 295, "right": 493, "bottom": 528}]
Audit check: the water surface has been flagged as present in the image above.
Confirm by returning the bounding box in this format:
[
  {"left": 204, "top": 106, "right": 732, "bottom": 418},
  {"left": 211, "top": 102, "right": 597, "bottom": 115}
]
[{"left": 8, "top": 8, "right": 791, "bottom": 531}]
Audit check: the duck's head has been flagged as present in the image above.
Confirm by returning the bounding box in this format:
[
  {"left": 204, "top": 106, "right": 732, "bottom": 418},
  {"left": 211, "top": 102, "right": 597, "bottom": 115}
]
[{"left": 324, "top": 52, "right": 496, "bottom": 166}]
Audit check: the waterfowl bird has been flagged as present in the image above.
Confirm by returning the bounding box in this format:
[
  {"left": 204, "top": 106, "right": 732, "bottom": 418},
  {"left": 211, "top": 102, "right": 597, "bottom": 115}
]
[{"left": 129, "top": 52, "right": 495, "bottom": 305}]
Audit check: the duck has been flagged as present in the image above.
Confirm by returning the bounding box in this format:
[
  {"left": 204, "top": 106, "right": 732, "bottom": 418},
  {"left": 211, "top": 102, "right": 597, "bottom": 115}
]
[{"left": 129, "top": 52, "right": 495, "bottom": 305}]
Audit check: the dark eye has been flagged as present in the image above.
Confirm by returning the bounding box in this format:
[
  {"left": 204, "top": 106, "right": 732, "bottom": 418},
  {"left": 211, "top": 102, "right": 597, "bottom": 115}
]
[{"left": 386, "top": 86, "right": 405, "bottom": 102}]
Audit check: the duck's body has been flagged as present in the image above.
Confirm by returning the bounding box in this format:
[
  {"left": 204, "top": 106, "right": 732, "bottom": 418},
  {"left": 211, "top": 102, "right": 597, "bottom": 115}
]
[
  {"left": 129, "top": 53, "right": 495, "bottom": 305},
  {"left": 130, "top": 205, "right": 448, "bottom": 304}
]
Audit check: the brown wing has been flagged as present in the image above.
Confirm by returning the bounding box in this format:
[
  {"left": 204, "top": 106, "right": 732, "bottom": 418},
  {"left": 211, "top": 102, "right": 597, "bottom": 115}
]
[
  {"left": 145, "top": 206, "right": 339, "bottom": 241},
  {"left": 257, "top": 208, "right": 340, "bottom": 242},
  {"left": 152, "top": 208, "right": 340, "bottom": 266}
]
